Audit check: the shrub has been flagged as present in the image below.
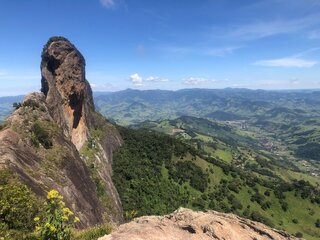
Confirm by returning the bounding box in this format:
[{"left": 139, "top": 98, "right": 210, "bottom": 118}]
[
  {"left": 12, "top": 102, "right": 21, "bottom": 109},
  {"left": 22, "top": 99, "right": 40, "bottom": 110},
  {"left": 31, "top": 122, "right": 53, "bottom": 149},
  {"left": 35, "top": 189, "right": 79, "bottom": 240},
  {"left": 315, "top": 219, "right": 320, "bottom": 228},
  {"left": 250, "top": 211, "right": 274, "bottom": 228},
  {"left": 124, "top": 210, "right": 138, "bottom": 221},
  {"left": 280, "top": 201, "right": 288, "bottom": 212},
  {"left": 295, "top": 232, "right": 303, "bottom": 238},
  {"left": 292, "top": 219, "right": 299, "bottom": 224},
  {"left": 0, "top": 170, "right": 39, "bottom": 231}
]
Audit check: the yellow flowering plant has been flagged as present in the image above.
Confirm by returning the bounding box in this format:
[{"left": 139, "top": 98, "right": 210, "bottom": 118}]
[{"left": 34, "top": 189, "right": 80, "bottom": 240}]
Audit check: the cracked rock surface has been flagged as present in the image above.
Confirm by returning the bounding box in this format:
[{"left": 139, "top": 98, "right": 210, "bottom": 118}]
[{"left": 99, "top": 208, "right": 297, "bottom": 240}]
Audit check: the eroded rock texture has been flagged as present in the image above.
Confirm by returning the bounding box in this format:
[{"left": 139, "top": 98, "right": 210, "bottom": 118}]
[
  {"left": 41, "top": 36, "right": 94, "bottom": 150},
  {"left": 99, "top": 208, "right": 297, "bottom": 240},
  {"left": 0, "top": 37, "right": 123, "bottom": 227}
]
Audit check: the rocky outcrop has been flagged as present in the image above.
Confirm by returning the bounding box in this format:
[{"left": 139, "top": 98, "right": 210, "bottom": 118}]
[
  {"left": 99, "top": 208, "right": 297, "bottom": 240},
  {"left": 41, "top": 36, "right": 94, "bottom": 150},
  {"left": 0, "top": 37, "right": 123, "bottom": 227}
]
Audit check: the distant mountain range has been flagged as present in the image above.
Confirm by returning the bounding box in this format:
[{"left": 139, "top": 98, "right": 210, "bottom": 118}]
[{"left": 92, "top": 88, "right": 320, "bottom": 124}]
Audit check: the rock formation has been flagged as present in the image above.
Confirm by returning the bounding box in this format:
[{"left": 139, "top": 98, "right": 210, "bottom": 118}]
[
  {"left": 99, "top": 208, "right": 297, "bottom": 240},
  {"left": 0, "top": 37, "right": 123, "bottom": 227},
  {"left": 41, "top": 36, "right": 94, "bottom": 150}
]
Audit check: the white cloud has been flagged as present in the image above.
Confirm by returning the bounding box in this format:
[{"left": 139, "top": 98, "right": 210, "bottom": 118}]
[
  {"left": 289, "top": 78, "right": 300, "bottom": 85},
  {"left": 129, "top": 73, "right": 169, "bottom": 86},
  {"left": 130, "top": 73, "right": 144, "bottom": 86},
  {"left": 225, "top": 13, "right": 320, "bottom": 41},
  {"left": 253, "top": 57, "right": 317, "bottom": 68},
  {"left": 100, "top": 0, "right": 116, "bottom": 8},
  {"left": 162, "top": 46, "right": 240, "bottom": 57},
  {"left": 183, "top": 77, "right": 216, "bottom": 86},
  {"left": 89, "top": 82, "right": 117, "bottom": 91},
  {"left": 146, "top": 76, "right": 169, "bottom": 82}
]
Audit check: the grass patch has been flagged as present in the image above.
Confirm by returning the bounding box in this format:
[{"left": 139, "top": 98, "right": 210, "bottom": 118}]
[{"left": 72, "top": 223, "right": 112, "bottom": 240}]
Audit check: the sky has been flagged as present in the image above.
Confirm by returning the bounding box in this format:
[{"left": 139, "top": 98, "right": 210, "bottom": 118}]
[{"left": 1, "top": 0, "right": 320, "bottom": 96}]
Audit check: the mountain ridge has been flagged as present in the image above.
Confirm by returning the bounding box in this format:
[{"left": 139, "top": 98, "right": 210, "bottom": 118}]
[{"left": 0, "top": 37, "right": 124, "bottom": 228}]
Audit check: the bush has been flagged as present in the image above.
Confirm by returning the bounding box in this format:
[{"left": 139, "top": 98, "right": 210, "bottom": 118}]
[
  {"left": 250, "top": 211, "right": 274, "bottom": 228},
  {"left": 35, "top": 189, "right": 79, "bottom": 240},
  {"left": 315, "top": 219, "right": 320, "bottom": 228},
  {"left": 0, "top": 170, "right": 39, "bottom": 231},
  {"left": 12, "top": 102, "right": 21, "bottom": 109},
  {"left": 31, "top": 122, "right": 53, "bottom": 149},
  {"left": 22, "top": 99, "right": 40, "bottom": 110},
  {"left": 295, "top": 232, "right": 303, "bottom": 238}
]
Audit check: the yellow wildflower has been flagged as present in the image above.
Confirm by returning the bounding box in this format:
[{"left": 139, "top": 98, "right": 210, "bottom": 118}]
[
  {"left": 47, "top": 189, "right": 59, "bottom": 199},
  {"left": 63, "top": 207, "right": 74, "bottom": 216},
  {"left": 61, "top": 215, "right": 68, "bottom": 221},
  {"left": 45, "top": 222, "right": 50, "bottom": 228},
  {"left": 73, "top": 217, "right": 80, "bottom": 223},
  {"left": 50, "top": 225, "right": 56, "bottom": 232},
  {"left": 34, "top": 216, "right": 40, "bottom": 222}
]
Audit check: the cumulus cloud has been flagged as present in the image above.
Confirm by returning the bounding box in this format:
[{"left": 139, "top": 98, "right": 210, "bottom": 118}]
[
  {"left": 253, "top": 57, "right": 317, "bottom": 68},
  {"left": 183, "top": 77, "right": 216, "bottom": 86},
  {"left": 129, "top": 73, "right": 169, "bottom": 86},
  {"left": 130, "top": 73, "right": 144, "bottom": 86}
]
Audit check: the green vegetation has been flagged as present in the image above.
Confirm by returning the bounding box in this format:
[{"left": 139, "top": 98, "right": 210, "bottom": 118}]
[
  {"left": 35, "top": 190, "right": 79, "bottom": 240},
  {"left": 113, "top": 127, "right": 191, "bottom": 216},
  {"left": 296, "top": 143, "right": 320, "bottom": 161},
  {"left": 72, "top": 223, "right": 112, "bottom": 240},
  {"left": 0, "top": 170, "right": 40, "bottom": 240},
  {"left": 80, "top": 119, "right": 117, "bottom": 215},
  {"left": 80, "top": 140, "right": 112, "bottom": 211},
  {"left": 31, "top": 121, "right": 53, "bottom": 149},
  {"left": 113, "top": 126, "right": 320, "bottom": 240}
]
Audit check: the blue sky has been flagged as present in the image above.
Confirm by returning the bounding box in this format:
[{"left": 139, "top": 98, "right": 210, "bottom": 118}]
[{"left": 1, "top": 0, "right": 320, "bottom": 96}]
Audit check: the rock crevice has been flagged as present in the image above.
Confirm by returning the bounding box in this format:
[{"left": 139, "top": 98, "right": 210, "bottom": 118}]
[{"left": 41, "top": 36, "right": 93, "bottom": 150}]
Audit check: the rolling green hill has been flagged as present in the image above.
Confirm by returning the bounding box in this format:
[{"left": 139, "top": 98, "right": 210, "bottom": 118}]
[
  {"left": 113, "top": 126, "right": 320, "bottom": 239},
  {"left": 93, "top": 89, "right": 320, "bottom": 172}
]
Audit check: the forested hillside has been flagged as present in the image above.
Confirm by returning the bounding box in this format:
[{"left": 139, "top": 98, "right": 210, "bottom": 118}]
[{"left": 113, "top": 127, "right": 320, "bottom": 240}]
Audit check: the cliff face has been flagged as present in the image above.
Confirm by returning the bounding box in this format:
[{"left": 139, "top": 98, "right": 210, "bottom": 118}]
[
  {"left": 41, "top": 37, "right": 94, "bottom": 150},
  {"left": 0, "top": 37, "right": 123, "bottom": 227},
  {"left": 99, "top": 208, "right": 298, "bottom": 240}
]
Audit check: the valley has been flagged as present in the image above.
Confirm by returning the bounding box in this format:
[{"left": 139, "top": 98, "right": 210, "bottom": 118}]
[{"left": 1, "top": 50, "right": 320, "bottom": 239}]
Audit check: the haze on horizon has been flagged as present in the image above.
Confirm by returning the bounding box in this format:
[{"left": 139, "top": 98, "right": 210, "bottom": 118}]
[{"left": 1, "top": 0, "right": 320, "bottom": 96}]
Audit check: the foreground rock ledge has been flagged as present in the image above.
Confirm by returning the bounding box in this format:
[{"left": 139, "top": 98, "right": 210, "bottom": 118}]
[{"left": 99, "top": 208, "right": 297, "bottom": 240}]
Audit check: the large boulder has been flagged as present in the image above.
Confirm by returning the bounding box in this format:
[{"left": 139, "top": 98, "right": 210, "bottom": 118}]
[{"left": 99, "top": 208, "right": 297, "bottom": 240}]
